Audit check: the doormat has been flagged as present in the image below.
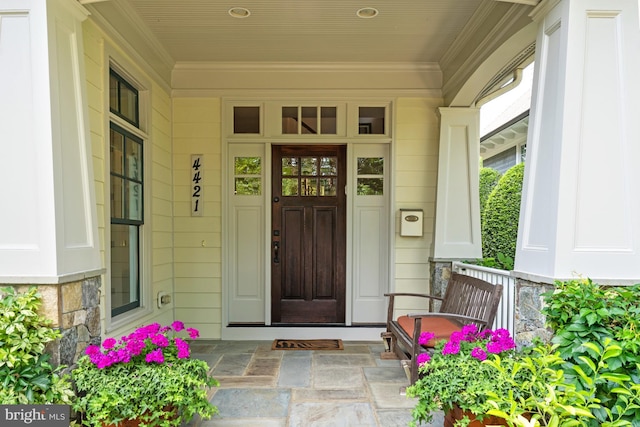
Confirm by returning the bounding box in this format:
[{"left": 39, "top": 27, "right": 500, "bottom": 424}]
[{"left": 272, "top": 339, "right": 343, "bottom": 351}]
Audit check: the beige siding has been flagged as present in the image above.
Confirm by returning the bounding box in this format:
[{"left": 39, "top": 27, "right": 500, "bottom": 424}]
[
  {"left": 394, "top": 98, "right": 442, "bottom": 313},
  {"left": 83, "top": 20, "right": 174, "bottom": 339},
  {"left": 172, "top": 98, "right": 222, "bottom": 339}
]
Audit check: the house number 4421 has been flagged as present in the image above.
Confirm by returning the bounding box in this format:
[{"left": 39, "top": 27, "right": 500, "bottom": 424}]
[{"left": 191, "top": 154, "right": 203, "bottom": 216}]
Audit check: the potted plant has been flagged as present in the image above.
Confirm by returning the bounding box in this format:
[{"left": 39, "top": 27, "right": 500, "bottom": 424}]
[
  {"left": 405, "top": 324, "right": 517, "bottom": 427},
  {"left": 72, "top": 321, "right": 219, "bottom": 427}
]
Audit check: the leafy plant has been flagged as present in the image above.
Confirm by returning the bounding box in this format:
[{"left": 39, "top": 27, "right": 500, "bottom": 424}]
[
  {"left": 0, "top": 286, "right": 74, "bottom": 404},
  {"left": 540, "top": 279, "right": 640, "bottom": 425},
  {"left": 481, "top": 162, "right": 524, "bottom": 265},
  {"left": 406, "top": 325, "right": 517, "bottom": 426},
  {"left": 73, "top": 321, "right": 219, "bottom": 427},
  {"left": 486, "top": 340, "right": 640, "bottom": 427},
  {"left": 479, "top": 167, "right": 501, "bottom": 220},
  {"left": 467, "top": 252, "right": 514, "bottom": 271}
]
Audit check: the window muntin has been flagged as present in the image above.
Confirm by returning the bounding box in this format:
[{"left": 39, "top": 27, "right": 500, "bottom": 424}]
[
  {"left": 357, "top": 157, "right": 384, "bottom": 195},
  {"left": 109, "top": 67, "right": 143, "bottom": 318},
  {"left": 281, "top": 156, "right": 337, "bottom": 196},
  {"left": 109, "top": 70, "right": 139, "bottom": 127},
  {"left": 281, "top": 106, "right": 337, "bottom": 135},
  {"left": 234, "top": 156, "right": 262, "bottom": 195}
]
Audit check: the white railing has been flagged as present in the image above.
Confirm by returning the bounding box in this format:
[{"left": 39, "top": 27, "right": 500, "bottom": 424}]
[{"left": 452, "top": 261, "right": 516, "bottom": 336}]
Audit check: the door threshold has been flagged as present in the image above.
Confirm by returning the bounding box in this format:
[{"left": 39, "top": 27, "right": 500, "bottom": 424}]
[{"left": 221, "top": 325, "right": 386, "bottom": 341}]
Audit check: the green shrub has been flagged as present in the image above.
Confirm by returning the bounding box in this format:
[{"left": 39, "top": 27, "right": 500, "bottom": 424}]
[
  {"left": 481, "top": 163, "right": 524, "bottom": 266},
  {"left": 0, "top": 287, "right": 74, "bottom": 404},
  {"left": 479, "top": 167, "right": 501, "bottom": 220},
  {"left": 541, "top": 279, "right": 640, "bottom": 425}
]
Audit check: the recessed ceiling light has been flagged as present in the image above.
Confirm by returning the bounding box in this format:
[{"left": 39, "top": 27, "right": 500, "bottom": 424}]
[
  {"left": 228, "top": 7, "right": 250, "bottom": 18},
  {"left": 356, "top": 7, "right": 378, "bottom": 19}
]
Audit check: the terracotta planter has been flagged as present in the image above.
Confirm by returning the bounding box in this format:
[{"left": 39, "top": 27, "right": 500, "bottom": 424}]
[
  {"left": 444, "top": 405, "right": 508, "bottom": 427},
  {"left": 101, "top": 406, "right": 178, "bottom": 427}
]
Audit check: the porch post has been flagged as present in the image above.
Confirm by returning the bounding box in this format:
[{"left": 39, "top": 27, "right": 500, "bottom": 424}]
[
  {"left": 431, "top": 107, "right": 482, "bottom": 296},
  {"left": 433, "top": 107, "right": 482, "bottom": 260},
  {"left": 0, "top": 0, "right": 102, "bottom": 364},
  {"left": 513, "top": 0, "right": 640, "bottom": 343}
]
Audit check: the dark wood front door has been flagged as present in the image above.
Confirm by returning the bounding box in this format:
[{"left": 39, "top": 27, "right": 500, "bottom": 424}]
[{"left": 271, "top": 145, "right": 346, "bottom": 324}]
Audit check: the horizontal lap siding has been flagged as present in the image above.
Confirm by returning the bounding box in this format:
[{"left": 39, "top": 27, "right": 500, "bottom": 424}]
[
  {"left": 393, "top": 98, "right": 442, "bottom": 317},
  {"left": 172, "top": 98, "right": 222, "bottom": 339}
]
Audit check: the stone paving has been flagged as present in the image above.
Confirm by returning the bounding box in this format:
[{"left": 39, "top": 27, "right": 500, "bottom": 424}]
[{"left": 187, "top": 340, "right": 443, "bottom": 427}]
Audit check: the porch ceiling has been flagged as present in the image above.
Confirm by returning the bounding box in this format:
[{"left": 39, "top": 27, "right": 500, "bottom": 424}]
[
  {"left": 88, "top": 0, "right": 536, "bottom": 64},
  {"left": 85, "top": 0, "right": 539, "bottom": 102}
]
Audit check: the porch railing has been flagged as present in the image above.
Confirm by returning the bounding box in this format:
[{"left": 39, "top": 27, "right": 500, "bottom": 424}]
[{"left": 452, "top": 261, "right": 516, "bottom": 336}]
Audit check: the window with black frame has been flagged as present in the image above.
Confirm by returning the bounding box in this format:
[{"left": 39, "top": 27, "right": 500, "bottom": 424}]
[{"left": 109, "top": 69, "right": 143, "bottom": 316}]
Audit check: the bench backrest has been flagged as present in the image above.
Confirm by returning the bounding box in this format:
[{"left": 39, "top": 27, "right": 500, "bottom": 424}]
[{"left": 440, "top": 272, "right": 503, "bottom": 330}]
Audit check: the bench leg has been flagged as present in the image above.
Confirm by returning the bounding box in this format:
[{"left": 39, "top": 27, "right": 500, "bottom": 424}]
[{"left": 380, "top": 332, "right": 399, "bottom": 359}]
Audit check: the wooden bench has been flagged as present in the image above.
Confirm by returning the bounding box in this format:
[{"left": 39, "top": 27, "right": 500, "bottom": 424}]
[{"left": 381, "top": 272, "right": 503, "bottom": 384}]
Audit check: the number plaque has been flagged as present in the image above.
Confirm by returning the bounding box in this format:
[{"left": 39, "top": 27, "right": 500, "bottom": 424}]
[{"left": 191, "top": 154, "right": 203, "bottom": 216}]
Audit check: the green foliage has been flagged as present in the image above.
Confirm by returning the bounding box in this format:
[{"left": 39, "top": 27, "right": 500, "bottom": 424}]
[
  {"left": 481, "top": 163, "right": 525, "bottom": 265},
  {"left": 406, "top": 327, "right": 517, "bottom": 426},
  {"left": 74, "top": 357, "right": 217, "bottom": 427},
  {"left": 479, "top": 167, "right": 501, "bottom": 220},
  {"left": 541, "top": 279, "right": 640, "bottom": 425},
  {"left": 72, "top": 323, "right": 219, "bottom": 427},
  {"left": 486, "top": 340, "right": 640, "bottom": 427},
  {"left": 467, "top": 252, "right": 514, "bottom": 271},
  {"left": 0, "top": 286, "right": 74, "bottom": 404}
]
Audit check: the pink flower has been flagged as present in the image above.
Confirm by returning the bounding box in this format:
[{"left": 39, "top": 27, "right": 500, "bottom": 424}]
[
  {"left": 102, "top": 338, "right": 117, "bottom": 349},
  {"left": 416, "top": 353, "right": 431, "bottom": 366},
  {"left": 151, "top": 334, "right": 169, "bottom": 347},
  {"left": 145, "top": 348, "right": 164, "bottom": 364},
  {"left": 471, "top": 347, "right": 487, "bottom": 361},
  {"left": 126, "top": 339, "right": 146, "bottom": 356},
  {"left": 460, "top": 324, "right": 478, "bottom": 341},
  {"left": 442, "top": 340, "right": 460, "bottom": 355},
  {"left": 187, "top": 327, "right": 200, "bottom": 339},
  {"left": 85, "top": 345, "right": 101, "bottom": 356},
  {"left": 171, "top": 320, "right": 185, "bottom": 332},
  {"left": 418, "top": 331, "right": 435, "bottom": 346},
  {"left": 175, "top": 338, "right": 190, "bottom": 359}
]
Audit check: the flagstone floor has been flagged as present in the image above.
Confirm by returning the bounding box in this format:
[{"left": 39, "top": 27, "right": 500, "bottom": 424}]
[{"left": 186, "top": 340, "right": 442, "bottom": 427}]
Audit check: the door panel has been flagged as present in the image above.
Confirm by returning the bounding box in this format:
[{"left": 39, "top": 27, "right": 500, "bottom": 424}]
[{"left": 272, "top": 145, "right": 346, "bottom": 323}]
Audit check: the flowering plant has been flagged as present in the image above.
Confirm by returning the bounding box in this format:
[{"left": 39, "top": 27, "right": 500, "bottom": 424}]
[
  {"left": 406, "top": 324, "right": 516, "bottom": 427},
  {"left": 72, "top": 321, "right": 219, "bottom": 427}
]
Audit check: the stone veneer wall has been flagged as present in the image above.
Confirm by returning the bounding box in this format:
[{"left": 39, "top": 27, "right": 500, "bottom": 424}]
[
  {"left": 4, "top": 276, "right": 101, "bottom": 368},
  {"left": 513, "top": 277, "right": 554, "bottom": 347},
  {"left": 429, "top": 259, "right": 453, "bottom": 312}
]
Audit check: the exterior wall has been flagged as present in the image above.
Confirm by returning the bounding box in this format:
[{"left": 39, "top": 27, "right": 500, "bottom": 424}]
[
  {"left": 82, "top": 20, "right": 174, "bottom": 339},
  {"left": 172, "top": 98, "right": 223, "bottom": 339},
  {"left": 393, "top": 98, "right": 441, "bottom": 315}
]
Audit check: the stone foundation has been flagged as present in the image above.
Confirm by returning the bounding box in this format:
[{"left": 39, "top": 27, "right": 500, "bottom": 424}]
[
  {"left": 513, "top": 277, "right": 554, "bottom": 347},
  {"left": 2, "top": 276, "right": 102, "bottom": 368},
  {"left": 429, "top": 259, "right": 453, "bottom": 312}
]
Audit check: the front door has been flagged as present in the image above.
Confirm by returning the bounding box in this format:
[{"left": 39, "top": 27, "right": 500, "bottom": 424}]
[{"left": 271, "top": 145, "right": 346, "bottom": 323}]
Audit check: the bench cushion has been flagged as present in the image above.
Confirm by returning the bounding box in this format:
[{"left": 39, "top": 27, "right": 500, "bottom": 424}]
[{"left": 396, "top": 316, "right": 462, "bottom": 347}]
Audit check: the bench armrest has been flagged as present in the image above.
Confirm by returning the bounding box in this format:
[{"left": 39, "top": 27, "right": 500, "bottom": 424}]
[
  {"left": 406, "top": 312, "right": 490, "bottom": 326},
  {"left": 383, "top": 293, "right": 444, "bottom": 326}
]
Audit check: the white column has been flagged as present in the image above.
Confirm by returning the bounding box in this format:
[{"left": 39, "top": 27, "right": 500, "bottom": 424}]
[
  {"left": 0, "top": 0, "right": 101, "bottom": 283},
  {"left": 433, "top": 107, "right": 482, "bottom": 259},
  {"left": 515, "top": 0, "right": 640, "bottom": 283}
]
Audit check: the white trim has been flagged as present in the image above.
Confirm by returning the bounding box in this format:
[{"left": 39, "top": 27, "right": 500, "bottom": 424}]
[
  {"left": 222, "top": 98, "right": 395, "bottom": 337},
  {"left": 103, "top": 48, "right": 154, "bottom": 333},
  {"left": 221, "top": 326, "right": 385, "bottom": 341}
]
